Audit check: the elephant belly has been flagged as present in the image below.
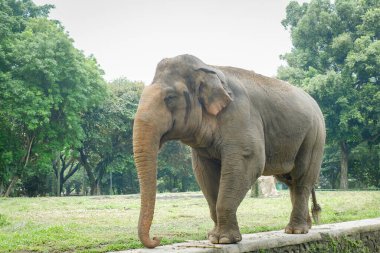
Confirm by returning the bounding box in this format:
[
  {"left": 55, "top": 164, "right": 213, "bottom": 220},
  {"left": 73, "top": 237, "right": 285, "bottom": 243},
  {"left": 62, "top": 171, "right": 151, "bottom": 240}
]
[
  {"left": 261, "top": 134, "right": 304, "bottom": 176},
  {"left": 262, "top": 161, "right": 295, "bottom": 176}
]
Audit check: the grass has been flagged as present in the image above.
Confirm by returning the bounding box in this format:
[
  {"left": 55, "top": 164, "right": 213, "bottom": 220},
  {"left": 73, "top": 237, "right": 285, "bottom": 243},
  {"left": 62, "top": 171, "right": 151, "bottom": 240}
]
[{"left": 0, "top": 191, "right": 379, "bottom": 252}]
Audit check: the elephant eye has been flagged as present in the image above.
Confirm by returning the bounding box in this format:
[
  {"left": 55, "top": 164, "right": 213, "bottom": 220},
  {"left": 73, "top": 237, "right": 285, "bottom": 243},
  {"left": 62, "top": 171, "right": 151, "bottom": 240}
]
[
  {"left": 164, "top": 94, "right": 177, "bottom": 108},
  {"left": 165, "top": 94, "right": 176, "bottom": 101}
]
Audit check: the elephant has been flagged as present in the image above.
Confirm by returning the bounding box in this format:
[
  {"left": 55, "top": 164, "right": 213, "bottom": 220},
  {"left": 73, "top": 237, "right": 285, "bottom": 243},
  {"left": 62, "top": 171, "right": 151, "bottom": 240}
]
[{"left": 133, "top": 54, "right": 325, "bottom": 248}]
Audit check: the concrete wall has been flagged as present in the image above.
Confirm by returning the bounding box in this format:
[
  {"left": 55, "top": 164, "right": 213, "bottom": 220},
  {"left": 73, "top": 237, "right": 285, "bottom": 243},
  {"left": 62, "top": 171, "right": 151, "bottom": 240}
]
[{"left": 119, "top": 218, "right": 380, "bottom": 253}]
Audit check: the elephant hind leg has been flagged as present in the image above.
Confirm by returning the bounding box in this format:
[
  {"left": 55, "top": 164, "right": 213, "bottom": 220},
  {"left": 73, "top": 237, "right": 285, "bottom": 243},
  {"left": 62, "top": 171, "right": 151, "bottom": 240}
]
[
  {"left": 284, "top": 130, "right": 324, "bottom": 234},
  {"left": 275, "top": 174, "right": 313, "bottom": 230}
]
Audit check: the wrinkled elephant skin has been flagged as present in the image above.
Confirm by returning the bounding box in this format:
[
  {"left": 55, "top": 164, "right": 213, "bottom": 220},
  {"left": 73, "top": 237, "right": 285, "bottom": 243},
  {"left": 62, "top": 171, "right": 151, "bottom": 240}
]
[{"left": 133, "top": 54, "right": 325, "bottom": 248}]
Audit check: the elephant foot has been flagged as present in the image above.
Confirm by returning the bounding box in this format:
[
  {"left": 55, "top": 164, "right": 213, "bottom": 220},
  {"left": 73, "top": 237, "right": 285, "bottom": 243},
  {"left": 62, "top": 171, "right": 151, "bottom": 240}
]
[
  {"left": 208, "top": 226, "right": 242, "bottom": 244},
  {"left": 284, "top": 223, "right": 309, "bottom": 234}
]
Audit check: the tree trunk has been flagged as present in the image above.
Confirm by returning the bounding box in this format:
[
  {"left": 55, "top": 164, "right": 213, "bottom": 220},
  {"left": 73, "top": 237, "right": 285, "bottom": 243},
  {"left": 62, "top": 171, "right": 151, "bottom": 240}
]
[
  {"left": 94, "top": 161, "right": 108, "bottom": 195},
  {"left": 4, "top": 135, "right": 35, "bottom": 197},
  {"left": 109, "top": 171, "right": 113, "bottom": 195},
  {"left": 96, "top": 182, "right": 101, "bottom": 195},
  {"left": 59, "top": 157, "right": 80, "bottom": 196},
  {"left": 79, "top": 148, "right": 97, "bottom": 195},
  {"left": 79, "top": 148, "right": 110, "bottom": 196},
  {"left": 339, "top": 141, "right": 349, "bottom": 190},
  {"left": 82, "top": 167, "right": 87, "bottom": 195},
  {"left": 0, "top": 181, "right": 4, "bottom": 196},
  {"left": 57, "top": 168, "right": 61, "bottom": 196},
  {"left": 4, "top": 175, "right": 19, "bottom": 197},
  {"left": 87, "top": 179, "right": 101, "bottom": 195},
  {"left": 89, "top": 181, "right": 97, "bottom": 195},
  {"left": 181, "top": 176, "right": 188, "bottom": 192}
]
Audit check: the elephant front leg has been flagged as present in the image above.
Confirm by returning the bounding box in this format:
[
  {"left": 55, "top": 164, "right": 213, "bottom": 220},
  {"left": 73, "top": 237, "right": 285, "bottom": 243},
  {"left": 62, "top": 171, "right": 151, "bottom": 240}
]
[
  {"left": 210, "top": 152, "right": 263, "bottom": 244},
  {"left": 191, "top": 150, "right": 221, "bottom": 234}
]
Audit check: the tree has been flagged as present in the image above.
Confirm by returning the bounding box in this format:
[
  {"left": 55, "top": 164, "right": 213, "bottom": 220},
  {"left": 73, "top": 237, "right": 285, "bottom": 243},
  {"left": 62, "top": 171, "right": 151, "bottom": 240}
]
[
  {"left": 0, "top": 14, "right": 106, "bottom": 196},
  {"left": 0, "top": 0, "right": 53, "bottom": 196},
  {"left": 278, "top": 0, "right": 379, "bottom": 189},
  {"left": 79, "top": 78, "right": 143, "bottom": 195},
  {"left": 158, "top": 141, "right": 198, "bottom": 192},
  {"left": 0, "top": 0, "right": 52, "bottom": 61},
  {"left": 350, "top": 143, "right": 380, "bottom": 188},
  {"left": 52, "top": 151, "right": 81, "bottom": 196}
]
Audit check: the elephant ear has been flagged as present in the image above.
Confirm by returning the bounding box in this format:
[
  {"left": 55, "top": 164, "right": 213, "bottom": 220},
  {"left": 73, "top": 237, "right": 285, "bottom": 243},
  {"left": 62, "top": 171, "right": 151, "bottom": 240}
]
[{"left": 196, "top": 67, "right": 232, "bottom": 116}]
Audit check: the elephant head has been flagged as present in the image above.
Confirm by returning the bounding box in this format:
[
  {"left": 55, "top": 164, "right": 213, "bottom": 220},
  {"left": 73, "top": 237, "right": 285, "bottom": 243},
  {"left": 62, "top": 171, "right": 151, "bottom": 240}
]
[{"left": 133, "top": 55, "right": 232, "bottom": 248}]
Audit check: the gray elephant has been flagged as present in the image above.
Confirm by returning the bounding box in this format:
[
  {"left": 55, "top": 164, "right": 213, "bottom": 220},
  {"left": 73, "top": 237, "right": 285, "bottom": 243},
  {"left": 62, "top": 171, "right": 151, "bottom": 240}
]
[{"left": 133, "top": 55, "right": 325, "bottom": 248}]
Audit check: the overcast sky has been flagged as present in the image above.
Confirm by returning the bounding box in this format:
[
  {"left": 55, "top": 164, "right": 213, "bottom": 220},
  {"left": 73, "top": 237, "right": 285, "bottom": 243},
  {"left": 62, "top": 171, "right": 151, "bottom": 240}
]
[{"left": 33, "top": 0, "right": 297, "bottom": 84}]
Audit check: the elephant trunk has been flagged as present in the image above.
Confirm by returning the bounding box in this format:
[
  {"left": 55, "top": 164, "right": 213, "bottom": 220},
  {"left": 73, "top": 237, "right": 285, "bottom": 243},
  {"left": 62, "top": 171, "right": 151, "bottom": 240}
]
[
  {"left": 133, "top": 119, "right": 160, "bottom": 248},
  {"left": 133, "top": 85, "right": 170, "bottom": 248}
]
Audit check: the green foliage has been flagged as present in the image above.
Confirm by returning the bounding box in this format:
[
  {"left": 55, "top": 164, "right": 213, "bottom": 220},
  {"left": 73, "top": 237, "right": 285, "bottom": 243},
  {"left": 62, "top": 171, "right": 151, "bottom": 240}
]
[
  {"left": 308, "top": 235, "right": 371, "bottom": 253},
  {"left": 7, "top": 17, "right": 107, "bottom": 149},
  {"left": 278, "top": 0, "right": 380, "bottom": 189},
  {"left": 79, "top": 78, "right": 143, "bottom": 195},
  {"left": 0, "top": 0, "right": 52, "bottom": 55},
  {"left": 350, "top": 143, "right": 380, "bottom": 187},
  {"left": 158, "top": 141, "right": 198, "bottom": 192},
  {"left": 0, "top": 1, "right": 106, "bottom": 196},
  {"left": 0, "top": 0, "right": 54, "bottom": 193}
]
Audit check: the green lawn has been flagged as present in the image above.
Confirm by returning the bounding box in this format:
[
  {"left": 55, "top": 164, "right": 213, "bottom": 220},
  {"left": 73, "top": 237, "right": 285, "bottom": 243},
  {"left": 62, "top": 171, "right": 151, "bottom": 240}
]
[{"left": 0, "top": 191, "right": 379, "bottom": 252}]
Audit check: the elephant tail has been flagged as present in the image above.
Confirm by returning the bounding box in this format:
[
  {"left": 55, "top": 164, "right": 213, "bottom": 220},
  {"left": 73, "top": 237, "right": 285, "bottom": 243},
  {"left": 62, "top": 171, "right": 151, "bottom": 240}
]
[{"left": 311, "top": 187, "right": 321, "bottom": 224}]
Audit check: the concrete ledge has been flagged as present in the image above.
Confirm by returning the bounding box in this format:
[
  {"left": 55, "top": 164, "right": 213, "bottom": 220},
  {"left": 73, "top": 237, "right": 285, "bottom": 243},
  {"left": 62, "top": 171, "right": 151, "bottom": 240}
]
[{"left": 118, "top": 218, "right": 380, "bottom": 252}]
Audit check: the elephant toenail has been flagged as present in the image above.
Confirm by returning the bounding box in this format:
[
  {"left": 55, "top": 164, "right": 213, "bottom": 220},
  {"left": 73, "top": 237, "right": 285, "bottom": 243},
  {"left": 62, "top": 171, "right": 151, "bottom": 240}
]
[
  {"left": 208, "top": 235, "right": 219, "bottom": 244},
  {"left": 219, "top": 237, "right": 232, "bottom": 244}
]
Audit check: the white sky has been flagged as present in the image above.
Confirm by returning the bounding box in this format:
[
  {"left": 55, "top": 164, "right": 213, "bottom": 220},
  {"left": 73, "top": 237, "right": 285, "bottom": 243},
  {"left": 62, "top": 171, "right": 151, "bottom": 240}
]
[{"left": 33, "top": 0, "right": 297, "bottom": 84}]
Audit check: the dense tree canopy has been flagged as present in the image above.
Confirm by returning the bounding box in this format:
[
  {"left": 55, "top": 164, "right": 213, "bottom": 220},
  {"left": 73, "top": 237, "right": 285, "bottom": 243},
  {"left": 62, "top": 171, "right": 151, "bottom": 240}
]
[
  {"left": 0, "top": 0, "right": 54, "bottom": 195},
  {"left": 278, "top": 0, "right": 379, "bottom": 189},
  {"left": 0, "top": 0, "right": 106, "bottom": 196},
  {"left": 79, "top": 78, "right": 143, "bottom": 195}
]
